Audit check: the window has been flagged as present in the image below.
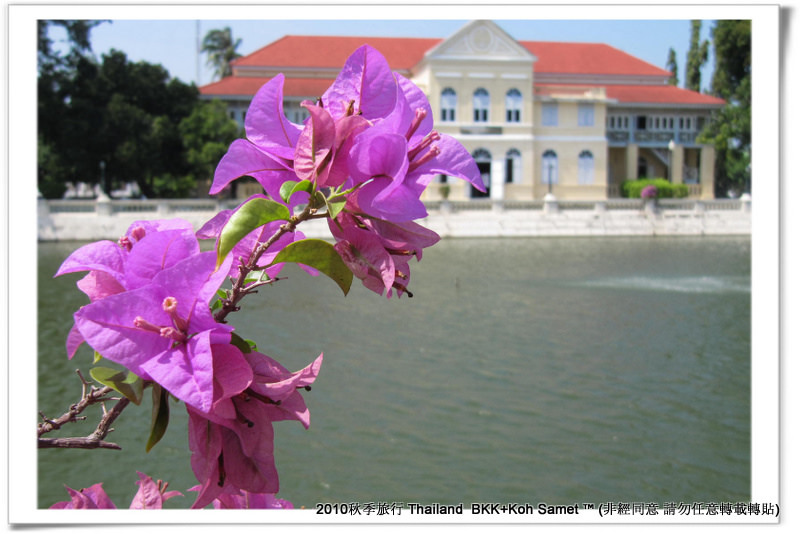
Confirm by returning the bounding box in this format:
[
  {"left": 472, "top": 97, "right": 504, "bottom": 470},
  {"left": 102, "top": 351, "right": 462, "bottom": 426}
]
[
  {"left": 542, "top": 102, "right": 558, "bottom": 126},
  {"left": 505, "top": 89, "right": 522, "bottom": 122},
  {"left": 607, "top": 115, "right": 629, "bottom": 130},
  {"left": 637, "top": 156, "right": 648, "bottom": 178},
  {"left": 648, "top": 115, "right": 676, "bottom": 131},
  {"left": 636, "top": 115, "right": 647, "bottom": 130},
  {"left": 578, "top": 150, "right": 594, "bottom": 185},
  {"left": 578, "top": 103, "right": 595, "bottom": 127},
  {"left": 505, "top": 149, "right": 522, "bottom": 184},
  {"left": 541, "top": 150, "right": 559, "bottom": 186},
  {"left": 441, "top": 88, "right": 457, "bottom": 122},
  {"left": 473, "top": 88, "right": 489, "bottom": 122}
]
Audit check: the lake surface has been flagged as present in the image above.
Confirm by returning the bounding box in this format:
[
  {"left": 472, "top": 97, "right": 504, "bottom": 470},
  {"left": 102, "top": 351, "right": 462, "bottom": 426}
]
[{"left": 38, "top": 236, "right": 751, "bottom": 509}]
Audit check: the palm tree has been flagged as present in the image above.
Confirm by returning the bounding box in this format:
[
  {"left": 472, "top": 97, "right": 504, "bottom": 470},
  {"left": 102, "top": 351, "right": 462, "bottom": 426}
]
[{"left": 201, "top": 27, "right": 242, "bottom": 80}]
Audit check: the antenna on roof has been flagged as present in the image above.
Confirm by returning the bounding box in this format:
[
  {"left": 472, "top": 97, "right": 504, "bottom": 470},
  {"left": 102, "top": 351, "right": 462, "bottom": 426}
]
[{"left": 195, "top": 20, "right": 201, "bottom": 86}]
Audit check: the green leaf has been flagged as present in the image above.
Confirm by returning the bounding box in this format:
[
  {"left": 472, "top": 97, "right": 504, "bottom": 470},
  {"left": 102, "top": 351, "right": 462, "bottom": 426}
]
[
  {"left": 93, "top": 351, "right": 103, "bottom": 364},
  {"left": 280, "top": 179, "right": 313, "bottom": 204},
  {"left": 243, "top": 269, "right": 267, "bottom": 284},
  {"left": 270, "top": 238, "right": 353, "bottom": 296},
  {"left": 211, "top": 288, "right": 228, "bottom": 311},
  {"left": 230, "top": 332, "right": 254, "bottom": 354},
  {"left": 325, "top": 198, "right": 347, "bottom": 220},
  {"left": 216, "top": 197, "right": 291, "bottom": 269},
  {"left": 90, "top": 367, "right": 144, "bottom": 405},
  {"left": 146, "top": 384, "right": 170, "bottom": 453}
]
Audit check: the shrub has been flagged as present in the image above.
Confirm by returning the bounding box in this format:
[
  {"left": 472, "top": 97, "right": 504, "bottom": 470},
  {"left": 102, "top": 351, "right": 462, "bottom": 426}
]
[{"left": 621, "top": 178, "right": 689, "bottom": 199}]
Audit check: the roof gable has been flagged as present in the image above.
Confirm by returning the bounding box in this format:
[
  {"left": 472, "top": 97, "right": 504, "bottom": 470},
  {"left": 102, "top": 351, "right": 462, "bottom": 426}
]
[{"left": 425, "top": 20, "right": 534, "bottom": 62}]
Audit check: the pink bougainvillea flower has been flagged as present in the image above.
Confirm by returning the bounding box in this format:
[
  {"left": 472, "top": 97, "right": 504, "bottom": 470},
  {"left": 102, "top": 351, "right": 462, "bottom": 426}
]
[
  {"left": 186, "top": 403, "right": 279, "bottom": 509},
  {"left": 211, "top": 75, "right": 301, "bottom": 201},
  {"left": 292, "top": 100, "right": 370, "bottom": 189},
  {"left": 321, "top": 44, "right": 398, "bottom": 121},
  {"left": 211, "top": 139, "right": 298, "bottom": 202},
  {"left": 243, "top": 351, "right": 323, "bottom": 429},
  {"left": 73, "top": 251, "right": 238, "bottom": 413},
  {"left": 50, "top": 472, "right": 182, "bottom": 509},
  {"left": 186, "top": 352, "right": 322, "bottom": 509},
  {"left": 50, "top": 483, "right": 117, "bottom": 509},
  {"left": 211, "top": 44, "right": 481, "bottom": 224},
  {"left": 56, "top": 218, "right": 198, "bottom": 289},
  {"left": 346, "top": 72, "right": 483, "bottom": 221},
  {"left": 244, "top": 74, "right": 303, "bottom": 162},
  {"left": 330, "top": 211, "right": 439, "bottom": 298},
  {"left": 55, "top": 219, "right": 202, "bottom": 359},
  {"left": 129, "top": 472, "right": 184, "bottom": 509}
]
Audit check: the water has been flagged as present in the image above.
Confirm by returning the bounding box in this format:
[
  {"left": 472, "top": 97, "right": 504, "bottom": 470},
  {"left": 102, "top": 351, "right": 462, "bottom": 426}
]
[{"left": 38, "top": 236, "right": 751, "bottom": 509}]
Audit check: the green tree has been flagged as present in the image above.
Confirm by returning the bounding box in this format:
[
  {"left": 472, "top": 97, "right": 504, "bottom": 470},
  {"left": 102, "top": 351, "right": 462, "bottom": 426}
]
[
  {"left": 38, "top": 20, "right": 106, "bottom": 71},
  {"left": 666, "top": 47, "right": 679, "bottom": 86},
  {"left": 179, "top": 99, "right": 241, "bottom": 195},
  {"left": 202, "top": 27, "right": 242, "bottom": 80},
  {"left": 38, "top": 47, "right": 203, "bottom": 198},
  {"left": 38, "top": 20, "right": 107, "bottom": 197},
  {"left": 685, "top": 20, "right": 710, "bottom": 92},
  {"left": 698, "top": 20, "right": 751, "bottom": 197}
]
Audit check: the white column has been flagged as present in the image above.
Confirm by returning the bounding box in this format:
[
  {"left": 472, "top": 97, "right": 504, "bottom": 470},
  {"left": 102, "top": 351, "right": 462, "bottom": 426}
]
[{"left": 491, "top": 158, "right": 505, "bottom": 202}]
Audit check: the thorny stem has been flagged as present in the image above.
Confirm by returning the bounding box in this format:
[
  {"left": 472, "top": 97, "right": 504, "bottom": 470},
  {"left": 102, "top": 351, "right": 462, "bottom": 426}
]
[
  {"left": 214, "top": 202, "right": 319, "bottom": 323},
  {"left": 37, "top": 370, "right": 131, "bottom": 450}
]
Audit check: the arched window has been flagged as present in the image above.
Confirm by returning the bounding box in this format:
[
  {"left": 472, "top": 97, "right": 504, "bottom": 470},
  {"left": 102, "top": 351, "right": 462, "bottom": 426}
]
[
  {"left": 505, "top": 149, "right": 522, "bottom": 184},
  {"left": 578, "top": 150, "right": 594, "bottom": 185},
  {"left": 473, "top": 88, "right": 489, "bottom": 123},
  {"left": 541, "top": 150, "right": 559, "bottom": 186},
  {"left": 505, "top": 89, "right": 522, "bottom": 123},
  {"left": 441, "top": 88, "right": 457, "bottom": 122}
]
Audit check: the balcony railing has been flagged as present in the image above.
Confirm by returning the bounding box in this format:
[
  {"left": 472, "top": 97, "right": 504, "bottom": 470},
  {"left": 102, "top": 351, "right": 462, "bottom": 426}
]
[{"left": 606, "top": 130, "right": 701, "bottom": 145}]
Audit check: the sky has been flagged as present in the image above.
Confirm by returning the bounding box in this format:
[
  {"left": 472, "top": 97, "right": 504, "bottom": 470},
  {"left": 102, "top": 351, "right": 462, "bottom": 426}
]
[{"left": 48, "top": 17, "right": 717, "bottom": 92}]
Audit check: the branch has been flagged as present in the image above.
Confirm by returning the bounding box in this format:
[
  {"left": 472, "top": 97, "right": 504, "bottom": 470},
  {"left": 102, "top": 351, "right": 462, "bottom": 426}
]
[
  {"left": 214, "top": 203, "right": 316, "bottom": 323},
  {"left": 37, "top": 370, "right": 132, "bottom": 450},
  {"left": 37, "top": 437, "right": 122, "bottom": 450}
]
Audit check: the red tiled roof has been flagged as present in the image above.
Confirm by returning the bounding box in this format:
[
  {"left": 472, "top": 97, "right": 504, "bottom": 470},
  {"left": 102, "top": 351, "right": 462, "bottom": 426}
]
[
  {"left": 521, "top": 41, "right": 671, "bottom": 77},
  {"left": 200, "top": 76, "right": 335, "bottom": 97},
  {"left": 535, "top": 83, "right": 725, "bottom": 106},
  {"left": 603, "top": 84, "right": 726, "bottom": 106},
  {"left": 232, "top": 35, "right": 442, "bottom": 71},
  {"left": 230, "top": 35, "right": 670, "bottom": 78}
]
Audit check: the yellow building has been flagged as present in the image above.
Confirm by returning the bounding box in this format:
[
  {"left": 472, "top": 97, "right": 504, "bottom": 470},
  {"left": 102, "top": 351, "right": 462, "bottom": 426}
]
[{"left": 200, "top": 20, "right": 725, "bottom": 201}]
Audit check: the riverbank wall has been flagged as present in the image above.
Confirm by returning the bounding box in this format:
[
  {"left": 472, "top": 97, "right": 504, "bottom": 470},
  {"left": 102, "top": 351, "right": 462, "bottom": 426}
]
[{"left": 37, "top": 197, "right": 751, "bottom": 241}]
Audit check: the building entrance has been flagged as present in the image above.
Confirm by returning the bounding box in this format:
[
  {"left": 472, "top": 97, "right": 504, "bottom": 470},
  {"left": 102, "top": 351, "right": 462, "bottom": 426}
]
[{"left": 471, "top": 149, "right": 491, "bottom": 198}]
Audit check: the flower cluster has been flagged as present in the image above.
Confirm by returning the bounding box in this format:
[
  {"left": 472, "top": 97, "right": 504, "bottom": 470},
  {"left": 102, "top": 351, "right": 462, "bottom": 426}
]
[
  {"left": 212, "top": 44, "right": 483, "bottom": 298},
  {"left": 51, "top": 472, "right": 182, "bottom": 509},
  {"left": 56, "top": 219, "right": 320, "bottom": 508},
  {"left": 641, "top": 184, "right": 658, "bottom": 199},
  {"left": 49, "top": 45, "right": 481, "bottom": 509}
]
